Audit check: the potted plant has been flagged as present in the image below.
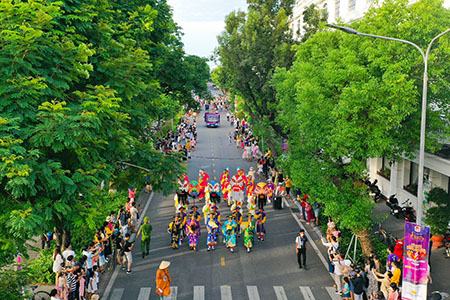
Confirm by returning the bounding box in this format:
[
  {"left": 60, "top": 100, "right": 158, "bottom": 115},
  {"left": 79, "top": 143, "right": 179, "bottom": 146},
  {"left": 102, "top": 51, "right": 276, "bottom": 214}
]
[{"left": 424, "top": 187, "right": 450, "bottom": 248}]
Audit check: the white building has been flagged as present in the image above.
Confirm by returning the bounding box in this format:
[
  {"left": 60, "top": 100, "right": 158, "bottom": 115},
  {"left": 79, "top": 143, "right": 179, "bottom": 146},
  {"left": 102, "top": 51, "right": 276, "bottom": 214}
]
[
  {"left": 291, "top": 0, "right": 450, "bottom": 210},
  {"left": 291, "top": 0, "right": 450, "bottom": 40},
  {"left": 367, "top": 149, "right": 450, "bottom": 212}
]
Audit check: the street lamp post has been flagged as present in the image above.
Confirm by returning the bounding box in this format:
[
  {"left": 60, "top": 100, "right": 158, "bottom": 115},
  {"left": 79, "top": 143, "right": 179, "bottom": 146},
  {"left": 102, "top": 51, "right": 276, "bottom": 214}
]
[{"left": 327, "top": 24, "right": 450, "bottom": 225}]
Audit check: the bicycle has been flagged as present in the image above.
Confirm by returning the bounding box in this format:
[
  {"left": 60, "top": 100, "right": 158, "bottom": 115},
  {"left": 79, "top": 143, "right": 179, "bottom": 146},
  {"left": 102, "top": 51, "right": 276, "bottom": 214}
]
[
  {"left": 30, "top": 285, "right": 50, "bottom": 300},
  {"left": 374, "top": 223, "right": 397, "bottom": 248}
]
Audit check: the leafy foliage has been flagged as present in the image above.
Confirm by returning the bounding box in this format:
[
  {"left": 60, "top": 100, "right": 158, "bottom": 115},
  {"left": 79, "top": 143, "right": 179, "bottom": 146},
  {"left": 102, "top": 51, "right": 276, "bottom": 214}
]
[
  {"left": 425, "top": 187, "right": 450, "bottom": 235},
  {"left": 0, "top": 0, "right": 209, "bottom": 267},
  {"left": 217, "top": 0, "right": 296, "bottom": 148},
  {"left": 274, "top": 0, "right": 450, "bottom": 255}
]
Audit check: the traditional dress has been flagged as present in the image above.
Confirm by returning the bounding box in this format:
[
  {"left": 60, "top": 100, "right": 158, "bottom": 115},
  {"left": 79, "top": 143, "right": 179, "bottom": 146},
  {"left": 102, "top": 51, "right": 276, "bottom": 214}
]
[
  {"left": 247, "top": 196, "right": 257, "bottom": 216},
  {"left": 168, "top": 218, "right": 183, "bottom": 249},
  {"left": 206, "top": 216, "right": 220, "bottom": 250},
  {"left": 243, "top": 218, "right": 256, "bottom": 252},
  {"left": 198, "top": 170, "right": 210, "bottom": 200},
  {"left": 255, "top": 210, "right": 267, "bottom": 241},
  {"left": 220, "top": 170, "right": 230, "bottom": 191},
  {"left": 177, "top": 174, "right": 190, "bottom": 206},
  {"left": 209, "top": 180, "right": 221, "bottom": 204},
  {"left": 222, "top": 218, "right": 238, "bottom": 252},
  {"left": 186, "top": 218, "right": 200, "bottom": 250},
  {"left": 230, "top": 170, "right": 247, "bottom": 206}
]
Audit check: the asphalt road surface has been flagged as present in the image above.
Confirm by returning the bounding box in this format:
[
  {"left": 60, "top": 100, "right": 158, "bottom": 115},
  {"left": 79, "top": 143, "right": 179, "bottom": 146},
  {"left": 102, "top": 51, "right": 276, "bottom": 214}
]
[{"left": 103, "top": 110, "right": 336, "bottom": 300}]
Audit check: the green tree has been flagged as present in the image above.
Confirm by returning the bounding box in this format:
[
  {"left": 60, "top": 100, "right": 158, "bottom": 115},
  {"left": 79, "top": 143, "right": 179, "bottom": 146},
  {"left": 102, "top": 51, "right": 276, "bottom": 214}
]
[
  {"left": 274, "top": 0, "right": 450, "bottom": 255},
  {"left": 217, "top": 0, "right": 295, "bottom": 151},
  {"left": 301, "top": 4, "right": 328, "bottom": 42}
]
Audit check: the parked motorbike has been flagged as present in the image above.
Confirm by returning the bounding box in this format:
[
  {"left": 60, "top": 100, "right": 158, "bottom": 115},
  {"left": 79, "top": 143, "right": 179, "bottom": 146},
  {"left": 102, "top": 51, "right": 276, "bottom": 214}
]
[
  {"left": 429, "top": 291, "right": 449, "bottom": 300},
  {"left": 386, "top": 194, "right": 399, "bottom": 209},
  {"left": 391, "top": 199, "right": 416, "bottom": 222},
  {"left": 365, "top": 179, "right": 383, "bottom": 202}
]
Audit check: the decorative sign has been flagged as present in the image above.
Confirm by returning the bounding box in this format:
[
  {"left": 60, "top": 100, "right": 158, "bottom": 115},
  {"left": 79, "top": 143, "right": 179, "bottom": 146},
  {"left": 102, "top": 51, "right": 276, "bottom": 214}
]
[{"left": 401, "top": 222, "right": 431, "bottom": 300}]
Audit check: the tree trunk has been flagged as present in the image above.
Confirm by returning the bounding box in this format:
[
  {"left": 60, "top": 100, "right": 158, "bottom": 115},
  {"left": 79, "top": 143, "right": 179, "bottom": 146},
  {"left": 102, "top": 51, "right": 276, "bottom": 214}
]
[{"left": 356, "top": 228, "right": 373, "bottom": 257}]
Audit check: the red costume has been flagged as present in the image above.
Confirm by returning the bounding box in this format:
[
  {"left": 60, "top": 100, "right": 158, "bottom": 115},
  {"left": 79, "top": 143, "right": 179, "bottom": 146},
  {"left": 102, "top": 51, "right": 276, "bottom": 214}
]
[{"left": 198, "top": 170, "right": 210, "bottom": 200}]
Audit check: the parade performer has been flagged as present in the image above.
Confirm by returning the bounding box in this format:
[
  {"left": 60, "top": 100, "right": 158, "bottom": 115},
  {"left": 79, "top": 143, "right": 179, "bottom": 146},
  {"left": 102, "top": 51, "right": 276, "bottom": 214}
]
[
  {"left": 223, "top": 180, "right": 232, "bottom": 206},
  {"left": 247, "top": 167, "right": 255, "bottom": 182},
  {"left": 255, "top": 208, "right": 267, "bottom": 241},
  {"left": 177, "top": 174, "right": 190, "bottom": 206},
  {"left": 243, "top": 214, "right": 256, "bottom": 253},
  {"left": 220, "top": 168, "right": 230, "bottom": 190},
  {"left": 202, "top": 202, "right": 211, "bottom": 225},
  {"left": 178, "top": 207, "right": 187, "bottom": 244},
  {"left": 198, "top": 169, "right": 210, "bottom": 200},
  {"left": 186, "top": 214, "right": 200, "bottom": 251},
  {"left": 246, "top": 179, "right": 255, "bottom": 202},
  {"left": 209, "top": 180, "right": 221, "bottom": 204},
  {"left": 190, "top": 205, "right": 201, "bottom": 223},
  {"left": 211, "top": 204, "right": 221, "bottom": 223},
  {"left": 247, "top": 195, "right": 257, "bottom": 216},
  {"left": 230, "top": 168, "right": 247, "bottom": 207},
  {"left": 222, "top": 215, "right": 238, "bottom": 253},
  {"left": 232, "top": 205, "right": 243, "bottom": 236},
  {"left": 168, "top": 216, "right": 183, "bottom": 249},
  {"left": 206, "top": 213, "right": 220, "bottom": 251},
  {"left": 266, "top": 179, "right": 275, "bottom": 203},
  {"left": 189, "top": 180, "right": 199, "bottom": 205}
]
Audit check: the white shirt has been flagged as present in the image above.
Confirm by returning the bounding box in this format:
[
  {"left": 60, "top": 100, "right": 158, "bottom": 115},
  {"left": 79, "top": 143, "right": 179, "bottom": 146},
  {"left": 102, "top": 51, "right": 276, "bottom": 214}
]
[
  {"left": 52, "top": 254, "right": 64, "bottom": 273},
  {"left": 62, "top": 249, "right": 75, "bottom": 260}
]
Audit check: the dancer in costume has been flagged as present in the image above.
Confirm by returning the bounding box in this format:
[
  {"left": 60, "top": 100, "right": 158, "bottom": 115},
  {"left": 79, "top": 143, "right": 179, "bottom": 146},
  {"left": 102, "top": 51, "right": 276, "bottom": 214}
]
[
  {"left": 168, "top": 215, "right": 183, "bottom": 249},
  {"left": 186, "top": 214, "right": 200, "bottom": 251},
  {"left": 178, "top": 206, "right": 187, "bottom": 244},
  {"left": 177, "top": 174, "right": 190, "bottom": 206},
  {"left": 198, "top": 169, "right": 210, "bottom": 200},
  {"left": 255, "top": 208, "right": 267, "bottom": 241},
  {"left": 202, "top": 202, "right": 211, "bottom": 225},
  {"left": 190, "top": 205, "right": 201, "bottom": 223},
  {"left": 230, "top": 168, "right": 246, "bottom": 207},
  {"left": 232, "top": 205, "right": 243, "bottom": 237},
  {"left": 206, "top": 213, "right": 220, "bottom": 251},
  {"left": 209, "top": 180, "right": 221, "bottom": 204},
  {"left": 243, "top": 214, "right": 256, "bottom": 253},
  {"left": 247, "top": 195, "right": 257, "bottom": 216},
  {"left": 222, "top": 215, "right": 238, "bottom": 253},
  {"left": 211, "top": 204, "right": 221, "bottom": 223},
  {"left": 266, "top": 179, "right": 275, "bottom": 204},
  {"left": 220, "top": 168, "right": 230, "bottom": 190}
]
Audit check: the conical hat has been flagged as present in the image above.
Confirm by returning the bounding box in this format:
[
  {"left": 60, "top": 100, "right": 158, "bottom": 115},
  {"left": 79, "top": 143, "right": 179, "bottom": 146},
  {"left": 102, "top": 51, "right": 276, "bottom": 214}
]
[{"left": 159, "top": 260, "right": 171, "bottom": 269}]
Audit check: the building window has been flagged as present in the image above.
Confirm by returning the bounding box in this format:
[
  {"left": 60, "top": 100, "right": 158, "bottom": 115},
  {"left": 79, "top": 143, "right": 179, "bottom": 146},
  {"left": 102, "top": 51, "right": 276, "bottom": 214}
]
[
  {"left": 377, "top": 157, "right": 391, "bottom": 179},
  {"left": 404, "top": 162, "right": 430, "bottom": 196},
  {"left": 349, "top": 0, "right": 356, "bottom": 11},
  {"left": 334, "top": 0, "right": 340, "bottom": 19}
]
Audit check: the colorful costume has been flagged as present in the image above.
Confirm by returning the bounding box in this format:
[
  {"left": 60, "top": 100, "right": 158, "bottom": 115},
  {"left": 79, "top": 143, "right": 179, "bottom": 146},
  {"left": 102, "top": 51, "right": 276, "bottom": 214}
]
[
  {"left": 231, "top": 169, "right": 247, "bottom": 206},
  {"left": 206, "top": 216, "right": 220, "bottom": 250},
  {"left": 168, "top": 218, "right": 183, "bottom": 249},
  {"left": 209, "top": 180, "right": 221, "bottom": 204},
  {"left": 186, "top": 218, "right": 200, "bottom": 250},
  {"left": 198, "top": 170, "right": 210, "bottom": 200},
  {"left": 255, "top": 210, "right": 267, "bottom": 241},
  {"left": 243, "top": 218, "right": 256, "bottom": 252},
  {"left": 177, "top": 174, "right": 190, "bottom": 206},
  {"left": 222, "top": 218, "right": 238, "bottom": 252}
]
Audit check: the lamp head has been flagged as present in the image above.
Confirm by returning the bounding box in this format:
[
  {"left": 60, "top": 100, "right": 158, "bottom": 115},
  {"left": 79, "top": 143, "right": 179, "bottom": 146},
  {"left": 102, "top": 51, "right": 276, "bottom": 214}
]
[{"left": 326, "top": 24, "right": 359, "bottom": 35}]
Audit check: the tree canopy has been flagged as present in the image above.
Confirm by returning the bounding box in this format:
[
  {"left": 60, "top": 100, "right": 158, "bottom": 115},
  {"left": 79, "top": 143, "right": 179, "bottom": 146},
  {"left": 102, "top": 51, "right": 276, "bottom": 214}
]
[
  {"left": 0, "top": 0, "right": 210, "bottom": 265},
  {"left": 216, "top": 0, "right": 296, "bottom": 149},
  {"left": 274, "top": 0, "right": 450, "bottom": 255}
]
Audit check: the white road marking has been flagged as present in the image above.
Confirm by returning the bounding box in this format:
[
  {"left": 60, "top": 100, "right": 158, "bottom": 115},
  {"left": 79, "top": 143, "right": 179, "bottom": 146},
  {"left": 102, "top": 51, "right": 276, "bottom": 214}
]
[
  {"left": 193, "top": 285, "right": 205, "bottom": 300},
  {"left": 325, "top": 286, "right": 341, "bottom": 300},
  {"left": 109, "top": 288, "right": 124, "bottom": 300},
  {"left": 220, "top": 285, "right": 232, "bottom": 300},
  {"left": 102, "top": 192, "right": 155, "bottom": 300},
  {"left": 137, "top": 287, "right": 151, "bottom": 300},
  {"left": 273, "top": 286, "right": 288, "bottom": 300},
  {"left": 300, "top": 286, "right": 315, "bottom": 300},
  {"left": 247, "top": 286, "right": 261, "bottom": 300},
  {"left": 168, "top": 286, "right": 178, "bottom": 300}
]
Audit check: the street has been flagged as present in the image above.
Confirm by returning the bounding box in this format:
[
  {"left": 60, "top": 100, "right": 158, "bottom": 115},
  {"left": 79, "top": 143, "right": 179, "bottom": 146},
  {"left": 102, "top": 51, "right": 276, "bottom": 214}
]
[{"left": 102, "top": 110, "right": 337, "bottom": 300}]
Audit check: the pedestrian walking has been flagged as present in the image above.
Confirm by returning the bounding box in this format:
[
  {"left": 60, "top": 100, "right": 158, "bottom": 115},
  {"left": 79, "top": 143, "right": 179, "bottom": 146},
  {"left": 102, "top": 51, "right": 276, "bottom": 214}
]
[
  {"left": 137, "top": 216, "right": 152, "bottom": 258},
  {"left": 295, "top": 229, "right": 308, "bottom": 269},
  {"left": 156, "top": 261, "right": 172, "bottom": 299},
  {"left": 351, "top": 269, "right": 365, "bottom": 300},
  {"left": 122, "top": 233, "right": 134, "bottom": 274}
]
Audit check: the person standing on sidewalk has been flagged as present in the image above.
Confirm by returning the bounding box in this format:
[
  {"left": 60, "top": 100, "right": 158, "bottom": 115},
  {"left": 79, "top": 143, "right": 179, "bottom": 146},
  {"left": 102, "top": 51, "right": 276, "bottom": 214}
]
[
  {"left": 156, "top": 261, "right": 171, "bottom": 299},
  {"left": 122, "top": 233, "right": 134, "bottom": 274},
  {"left": 137, "top": 216, "right": 152, "bottom": 258},
  {"left": 295, "top": 229, "right": 308, "bottom": 269}
]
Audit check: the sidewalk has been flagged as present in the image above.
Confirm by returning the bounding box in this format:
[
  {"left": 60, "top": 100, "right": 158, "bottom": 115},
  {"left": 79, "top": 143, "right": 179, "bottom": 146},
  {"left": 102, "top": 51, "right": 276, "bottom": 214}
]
[{"left": 292, "top": 196, "right": 449, "bottom": 296}]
